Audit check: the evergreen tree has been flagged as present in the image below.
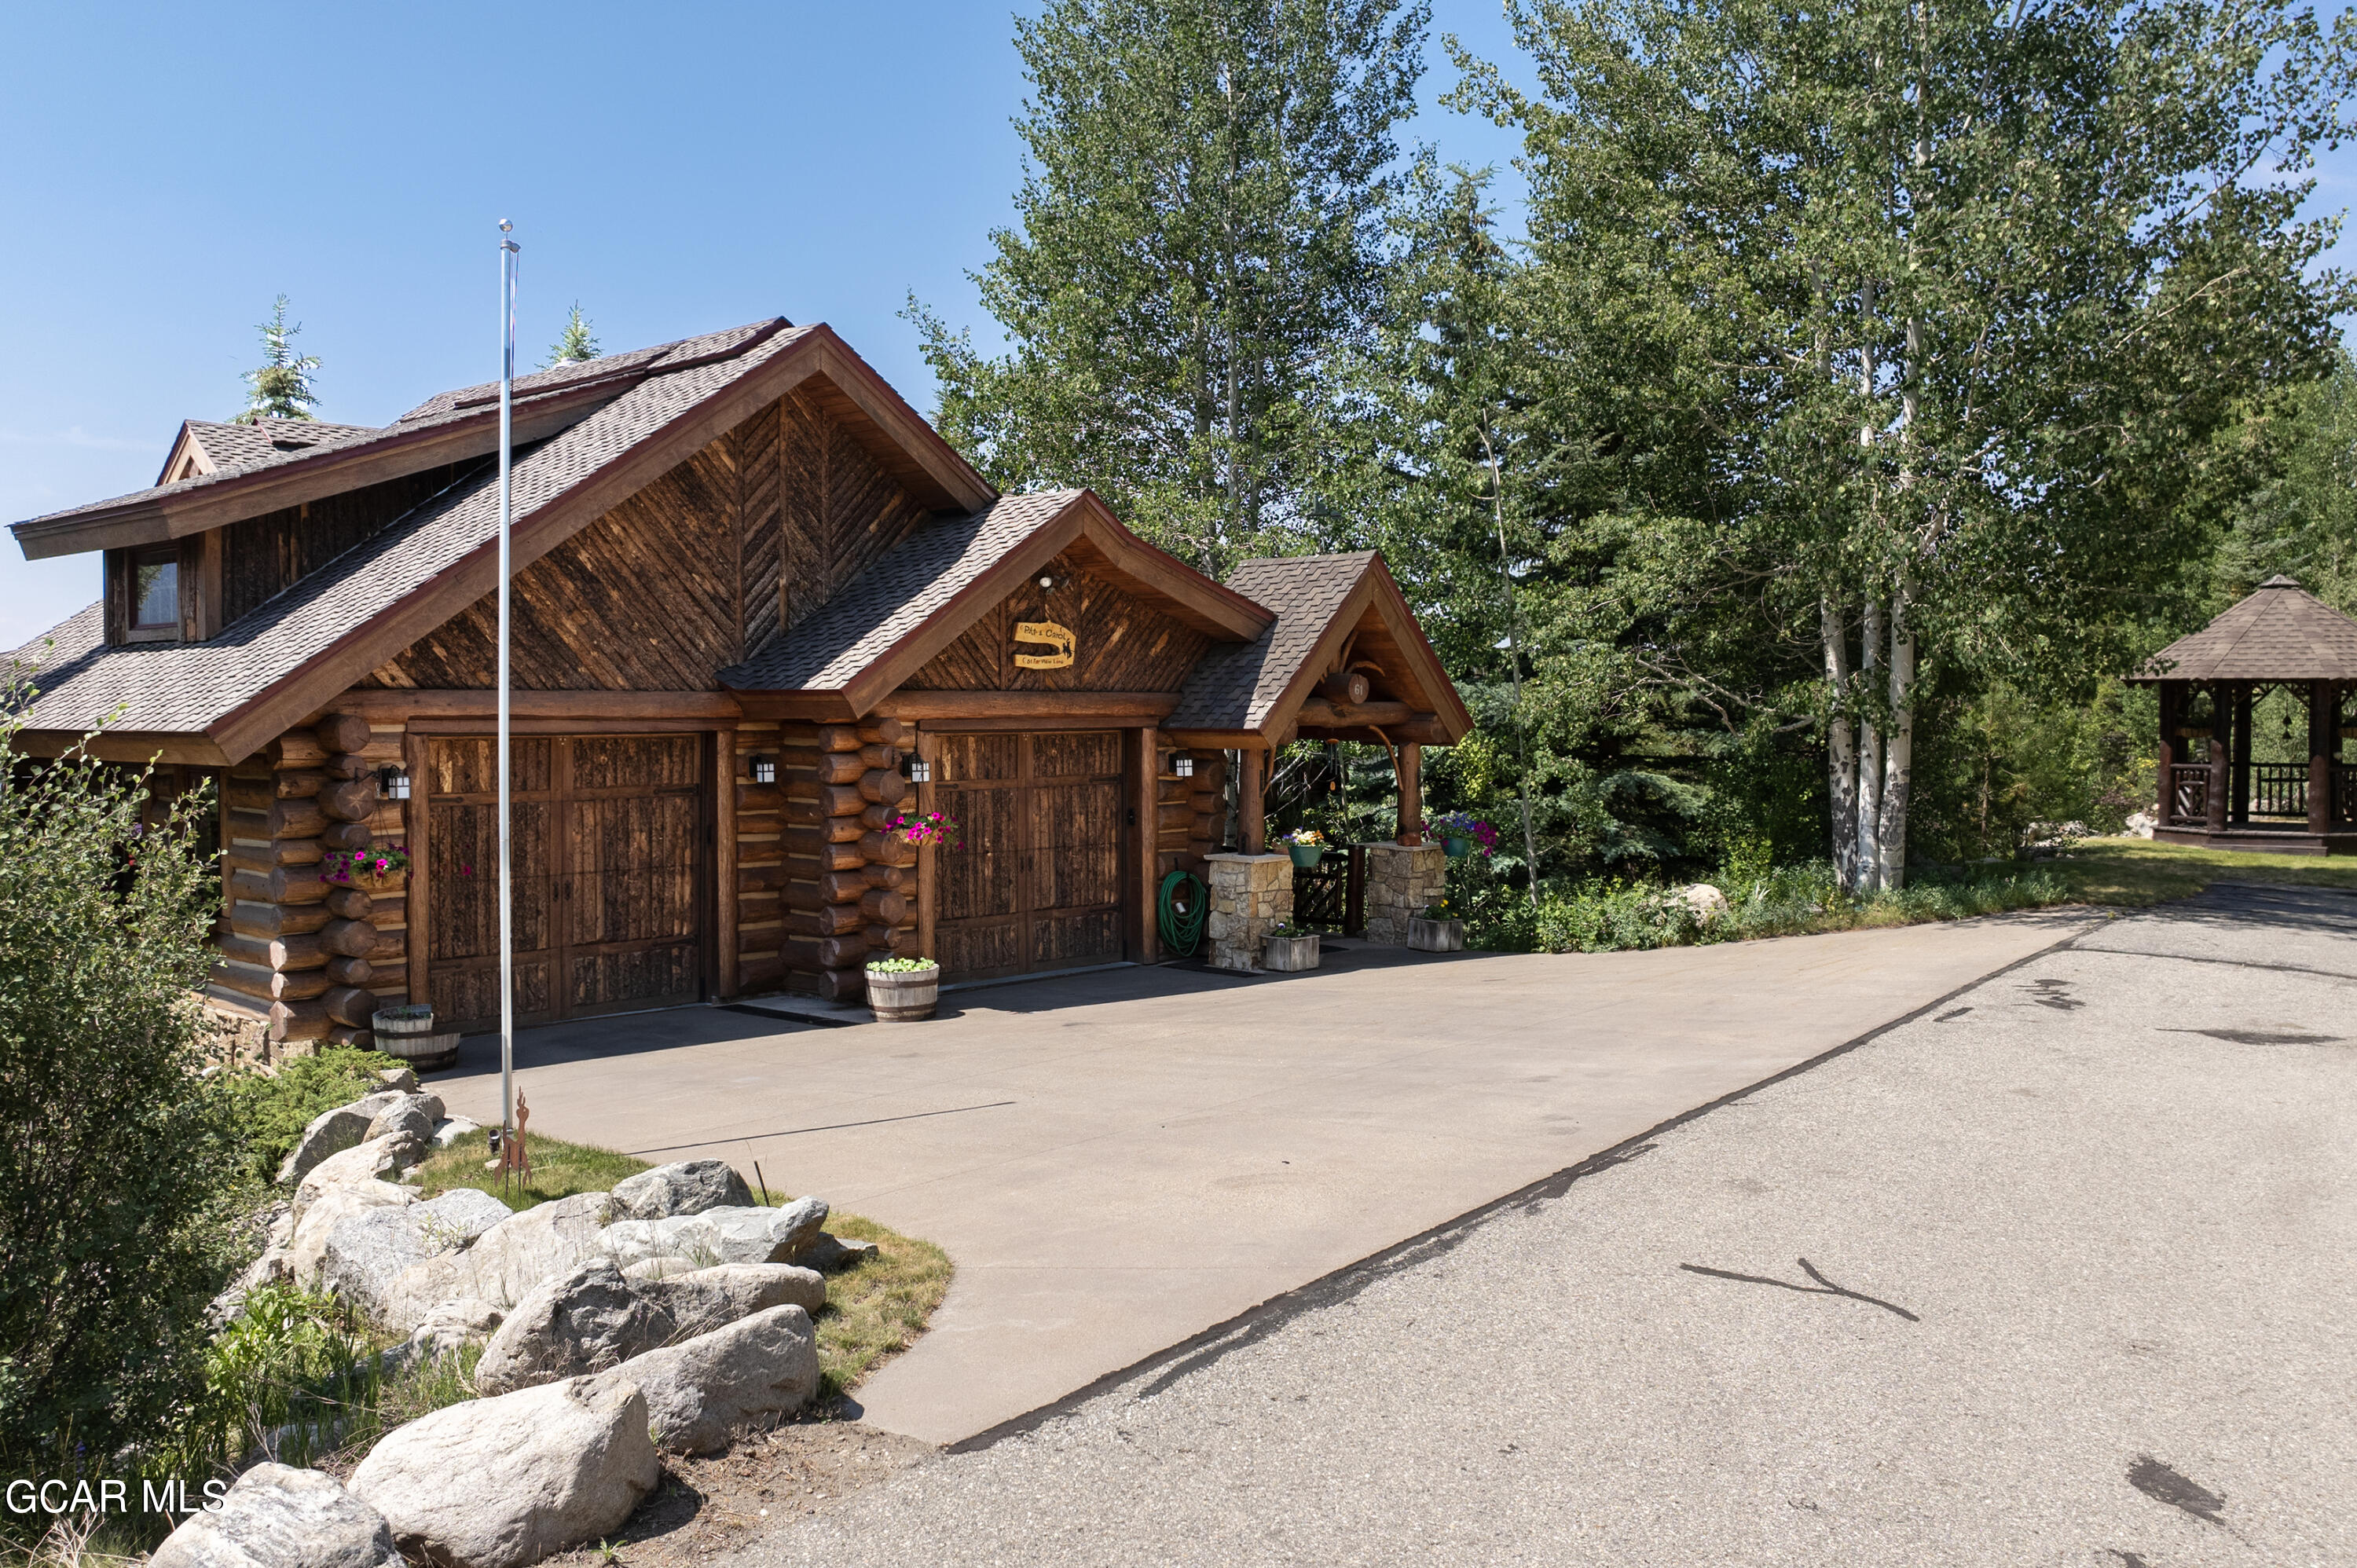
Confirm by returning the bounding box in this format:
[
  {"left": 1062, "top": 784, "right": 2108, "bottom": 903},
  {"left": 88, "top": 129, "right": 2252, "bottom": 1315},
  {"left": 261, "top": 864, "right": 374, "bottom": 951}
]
[
  {"left": 1459, "top": 0, "right": 2355, "bottom": 891},
  {"left": 234, "top": 295, "right": 321, "bottom": 423},
  {"left": 907, "top": 0, "right": 1429, "bottom": 573},
  {"left": 2219, "top": 347, "right": 2357, "bottom": 614},
  {"left": 544, "top": 302, "right": 601, "bottom": 367}
]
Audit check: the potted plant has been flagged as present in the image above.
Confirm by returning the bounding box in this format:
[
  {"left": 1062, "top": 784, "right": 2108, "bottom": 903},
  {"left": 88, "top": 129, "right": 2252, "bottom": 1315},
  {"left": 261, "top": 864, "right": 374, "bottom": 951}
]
[
  {"left": 886, "top": 811, "right": 960, "bottom": 848},
  {"left": 1408, "top": 898, "right": 1466, "bottom": 953},
  {"left": 1263, "top": 922, "right": 1320, "bottom": 973},
  {"left": 322, "top": 843, "right": 413, "bottom": 885},
  {"left": 867, "top": 956, "right": 941, "bottom": 1021},
  {"left": 1423, "top": 812, "right": 1497, "bottom": 861},
  {"left": 370, "top": 1002, "right": 460, "bottom": 1072},
  {"left": 1281, "top": 826, "right": 1328, "bottom": 870}
]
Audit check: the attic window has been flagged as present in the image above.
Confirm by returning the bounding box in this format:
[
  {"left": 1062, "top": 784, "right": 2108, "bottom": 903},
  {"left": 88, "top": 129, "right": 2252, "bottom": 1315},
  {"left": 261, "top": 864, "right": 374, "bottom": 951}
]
[{"left": 130, "top": 546, "right": 179, "bottom": 639}]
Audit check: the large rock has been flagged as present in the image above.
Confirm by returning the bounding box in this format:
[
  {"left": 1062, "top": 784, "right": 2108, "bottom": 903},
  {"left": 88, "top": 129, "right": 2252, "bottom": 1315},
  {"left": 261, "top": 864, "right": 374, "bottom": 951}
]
[
  {"left": 349, "top": 1372, "right": 659, "bottom": 1568},
  {"left": 383, "top": 1296, "right": 507, "bottom": 1375},
  {"left": 474, "top": 1258, "right": 668, "bottom": 1396},
  {"left": 363, "top": 1091, "right": 445, "bottom": 1145},
  {"left": 150, "top": 1461, "right": 401, "bottom": 1568},
  {"left": 655, "top": 1262, "right": 826, "bottom": 1339},
  {"left": 430, "top": 1115, "right": 484, "bottom": 1152},
  {"left": 608, "top": 1159, "right": 753, "bottom": 1221},
  {"left": 383, "top": 1191, "right": 610, "bottom": 1331},
  {"left": 286, "top": 1179, "right": 415, "bottom": 1286},
  {"left": 599, "top": 1198, "right": 827, "bottom": 1271},
  {"left": 297, "top": 1132, "right": 426, "bottom": 1207},
  {"left": 371, "top": 1066, "right": 420, "bottom": 1093},
  {"left": 800, "top": 1233, "right": 881, "bottom": 1273},
  {"left": 319, "top": 1187, "right": 513, "bottom": 1323},
  {"left": 616, "top": 1305, "right": 820, "bottom": 1455},
  {"left": 276, "top": 1104, "right": 374, "bottom": 1187}
]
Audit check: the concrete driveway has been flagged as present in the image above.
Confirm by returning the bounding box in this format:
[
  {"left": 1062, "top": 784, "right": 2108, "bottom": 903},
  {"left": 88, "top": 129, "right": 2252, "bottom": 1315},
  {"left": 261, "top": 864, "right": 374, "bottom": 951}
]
[
  {"left": 432, "top": 911, "right": 2088, "bottom": 1445},
  {"left": 713, "top": 882, "right": 2357, "bottom": 1567}
]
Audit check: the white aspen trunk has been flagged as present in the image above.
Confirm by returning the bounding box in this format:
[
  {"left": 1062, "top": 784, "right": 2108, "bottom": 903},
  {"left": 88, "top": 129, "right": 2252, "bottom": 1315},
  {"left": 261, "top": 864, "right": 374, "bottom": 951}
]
[
  {"left": 1876, "top": 595, "right": 1915, "bottom": 891},
  {"left": 1821, "top": 597, "right": 1858, "bottom": 889},
  {"left": 1853, "top": 597, "right": 1884, "bottom": 893}
]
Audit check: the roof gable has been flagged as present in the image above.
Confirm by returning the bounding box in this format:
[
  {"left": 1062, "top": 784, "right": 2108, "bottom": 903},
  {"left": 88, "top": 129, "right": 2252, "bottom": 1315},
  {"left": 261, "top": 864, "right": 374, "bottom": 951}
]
[
  {"left": 159, "top": 419, "right": 383, "bottom": 485},
  {"left": 2136, "top": 576, "right": 2357, "bottom": 681}
]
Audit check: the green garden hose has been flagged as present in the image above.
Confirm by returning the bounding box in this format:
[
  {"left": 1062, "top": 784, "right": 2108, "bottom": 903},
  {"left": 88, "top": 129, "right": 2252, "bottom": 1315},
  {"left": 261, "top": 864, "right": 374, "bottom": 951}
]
[{"left": 1158, "top": 869, "right": 1207, "bottom": 958}]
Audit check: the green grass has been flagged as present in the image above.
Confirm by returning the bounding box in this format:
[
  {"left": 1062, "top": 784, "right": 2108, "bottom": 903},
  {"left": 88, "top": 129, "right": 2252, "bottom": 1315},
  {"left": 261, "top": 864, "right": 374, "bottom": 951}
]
[
  {"left": 2052, "top": 836, "right": 2357, "bottom": 906},
  {"left": 412, "top": 1136, "right": 952, "bottom": 1401},
  {"left": 413, "top": 1134, "right": 649, "bottom": 1211}
]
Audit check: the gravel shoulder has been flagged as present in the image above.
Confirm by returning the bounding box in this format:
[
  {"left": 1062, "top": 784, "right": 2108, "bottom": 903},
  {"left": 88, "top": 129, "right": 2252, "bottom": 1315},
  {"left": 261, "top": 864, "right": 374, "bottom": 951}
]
[{"left": 697, "top": 885, "right": 2357, "bottom": 1567}]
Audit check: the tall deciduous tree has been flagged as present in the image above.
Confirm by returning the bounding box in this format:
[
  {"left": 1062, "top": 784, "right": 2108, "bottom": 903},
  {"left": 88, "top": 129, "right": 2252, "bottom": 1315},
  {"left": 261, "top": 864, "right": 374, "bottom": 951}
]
[
  {"left": 1461, "top": 0, "right": 2354, "bottom": 890},
  {"left": 235, "top": 295, "right": 321, "bottom": 423},
  {"left": 907, "top": 0, "right": 1429, "bottom": 572},
  {"left": 2220, "top": 346, "right": 2357, "bottom": 612}
]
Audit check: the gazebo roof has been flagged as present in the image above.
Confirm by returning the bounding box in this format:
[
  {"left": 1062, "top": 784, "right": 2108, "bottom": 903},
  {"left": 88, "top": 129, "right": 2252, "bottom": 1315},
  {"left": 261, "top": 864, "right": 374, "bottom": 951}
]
[{"left": 2132, "top": 576, "right": 2357, "bottom": 682}]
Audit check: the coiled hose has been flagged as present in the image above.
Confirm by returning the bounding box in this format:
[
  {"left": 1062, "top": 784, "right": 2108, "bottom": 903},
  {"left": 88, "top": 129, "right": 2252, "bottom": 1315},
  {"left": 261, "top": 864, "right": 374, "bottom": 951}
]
[{"left": 1158, "top": 869, "right": 1207, "bottom": 958}]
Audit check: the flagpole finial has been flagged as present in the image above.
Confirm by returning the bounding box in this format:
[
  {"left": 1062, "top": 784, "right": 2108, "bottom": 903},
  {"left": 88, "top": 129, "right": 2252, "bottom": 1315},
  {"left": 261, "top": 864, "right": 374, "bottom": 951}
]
[{"left": 500, "top": 218, "right": 512, "bottom": 232}]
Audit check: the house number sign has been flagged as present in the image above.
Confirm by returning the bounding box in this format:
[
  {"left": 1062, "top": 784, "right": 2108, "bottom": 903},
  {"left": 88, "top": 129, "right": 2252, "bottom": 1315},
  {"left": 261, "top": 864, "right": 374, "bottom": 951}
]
[{"left": 1014, "top": 621, "right": 1076, "bottom": 669}]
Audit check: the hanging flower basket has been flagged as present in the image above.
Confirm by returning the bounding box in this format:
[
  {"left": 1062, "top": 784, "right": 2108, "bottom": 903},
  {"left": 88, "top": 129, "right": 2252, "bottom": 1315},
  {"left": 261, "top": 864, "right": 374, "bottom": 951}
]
[
  {"left": 1281, "top": 826, "right": 1328, "bottom": 869},
  {"left": 322, "top": 844, "right": 412, "bottom": 885},
  {"left": 1424, "top": 812, "right": 1497, "bottom": 860},
  {"left": 886, "top": 811, "right": 960, "bottom": 849}
]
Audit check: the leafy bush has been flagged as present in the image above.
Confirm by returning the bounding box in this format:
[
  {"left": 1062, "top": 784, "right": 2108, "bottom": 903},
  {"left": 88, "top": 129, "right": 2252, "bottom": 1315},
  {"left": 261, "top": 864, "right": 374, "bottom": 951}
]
[
  {"left": 0, "top": 712, "right": 242, "bottom": 1488},
  {"left": 218, "top": 1046, "right": 399, "bottom": 1182}
]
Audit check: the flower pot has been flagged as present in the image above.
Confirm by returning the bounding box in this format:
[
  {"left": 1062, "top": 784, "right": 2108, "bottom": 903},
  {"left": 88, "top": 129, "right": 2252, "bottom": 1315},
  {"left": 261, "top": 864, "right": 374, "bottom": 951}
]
[
  {"left": 1286, "top": 842, "right": 1325, "bottom": 870},
  {"left": 867, "top": 967, "right": 940, "bottom": 1022},
  {"left": 1263, "top": 932, "right": 1320, "bottom": 972},
  {"left": 1407, "top": 916, "right": 1465, "bottom": 953},
  {"left": 372, "top": 1010, "right": 460, "bottom": 1072},
  {"left": 1443, "top": 836, "right": 1473, "bottom": 859}
]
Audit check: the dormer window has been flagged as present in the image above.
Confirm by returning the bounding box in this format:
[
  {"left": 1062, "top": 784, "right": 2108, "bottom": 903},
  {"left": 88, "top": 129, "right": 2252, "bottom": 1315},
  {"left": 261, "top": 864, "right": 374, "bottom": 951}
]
[{"left": 128, "top": 545, "right": 180, "bottom": 641}]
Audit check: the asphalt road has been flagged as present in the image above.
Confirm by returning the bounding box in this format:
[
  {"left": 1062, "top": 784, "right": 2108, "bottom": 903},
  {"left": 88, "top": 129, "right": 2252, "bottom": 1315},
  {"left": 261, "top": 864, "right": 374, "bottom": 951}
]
[{"left": 722, "top": 883, "right": 2357, "bottom": 1567}]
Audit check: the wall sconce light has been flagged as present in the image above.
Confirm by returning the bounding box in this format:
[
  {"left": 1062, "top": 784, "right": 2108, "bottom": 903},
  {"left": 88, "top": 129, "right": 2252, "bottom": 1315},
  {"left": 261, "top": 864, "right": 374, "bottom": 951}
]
[
  {"left": 750, "top": 755, "right": 777, "bottom": 785},
  {"left": 1174, "top": 754, "right": 1195, "bottom": 779},
  {"left": 907, "top": 757, "right": 933, "bottom": 785},
  {"left": 1038, "top": 574, "right": 1054, "bottom": 589},
  {"left": 378, "top": 766, "right": 411, "bottom": 801}
]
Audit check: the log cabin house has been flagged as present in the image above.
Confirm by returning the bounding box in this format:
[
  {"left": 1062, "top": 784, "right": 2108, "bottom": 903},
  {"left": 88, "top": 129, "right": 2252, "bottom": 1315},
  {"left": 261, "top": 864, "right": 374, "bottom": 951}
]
[{"left": 8, "top": 318, "right": 1471, "bottom": 1047}]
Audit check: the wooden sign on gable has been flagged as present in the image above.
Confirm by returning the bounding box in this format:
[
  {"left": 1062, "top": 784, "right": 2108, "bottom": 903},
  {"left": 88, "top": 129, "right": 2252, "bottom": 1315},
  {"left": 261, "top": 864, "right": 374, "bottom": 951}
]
[{"left": 902, "top": 553, "right": 1211, "bottom": 693}]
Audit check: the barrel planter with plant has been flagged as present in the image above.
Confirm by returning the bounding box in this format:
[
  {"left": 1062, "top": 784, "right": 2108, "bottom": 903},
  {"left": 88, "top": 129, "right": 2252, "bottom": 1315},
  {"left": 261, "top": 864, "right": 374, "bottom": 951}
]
[
  {"left": 1263, "top": 923, "right": 1320, "bottom": 972},
  {"left": 1408, "top": 899, "right": 1467, "bottom": 953},
  {"left": 371, "top": 1003, "right": 460, "bottom": 1072},
  {"left": 867, "top": 957, "right": 941, "bottom": 1022}
]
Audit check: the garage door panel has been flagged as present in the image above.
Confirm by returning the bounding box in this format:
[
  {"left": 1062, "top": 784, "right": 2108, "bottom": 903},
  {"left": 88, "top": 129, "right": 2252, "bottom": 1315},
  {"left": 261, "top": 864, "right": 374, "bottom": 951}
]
[
  {"left": 937, "top": 918, "right": 1026, "bottom": 981},
  {"left": 1033, "top": 907, "right": 1120, "bottom": 969},
  {"left": 936, "top": 731, "right": 1124, "bottom": 984},
  {"left": 940, "top": 785, "right": 1024, "bottom": 921}
]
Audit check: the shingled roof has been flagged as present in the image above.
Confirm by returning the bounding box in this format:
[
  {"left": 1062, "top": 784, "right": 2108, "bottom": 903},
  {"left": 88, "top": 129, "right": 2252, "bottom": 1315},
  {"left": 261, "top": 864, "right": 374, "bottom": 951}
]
[
  {"left": 2133, "top": 576, "right": 2357, "bottom": 681},
  {"left": 7, "top": 323, "right": 823, "bottom": 746},
  {"left": 1166, "top": 553, "right": 1377, "bottom": 732},
  {"left": 166, "top": 419, "right": 383, "bottom": 481},
  {"left": 718, "top": 490, "right": 1085, "bottom": 693}
]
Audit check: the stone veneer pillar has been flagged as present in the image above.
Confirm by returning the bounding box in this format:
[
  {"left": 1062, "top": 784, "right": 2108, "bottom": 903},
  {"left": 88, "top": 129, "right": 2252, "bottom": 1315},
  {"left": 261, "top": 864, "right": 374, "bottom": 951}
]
[
  {"left": 1204, "top": 852, "right": 1295, "bottom": 973},
  {"left": 1362, "top": 841, "right": 1448, "bottom": 944}
]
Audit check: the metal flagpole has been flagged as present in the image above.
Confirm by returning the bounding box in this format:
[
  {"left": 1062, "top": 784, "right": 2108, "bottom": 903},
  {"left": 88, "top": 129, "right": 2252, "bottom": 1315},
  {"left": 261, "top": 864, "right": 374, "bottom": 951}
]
[{"left": 497, "top": 220, "right": 519, "bottom": 1189}]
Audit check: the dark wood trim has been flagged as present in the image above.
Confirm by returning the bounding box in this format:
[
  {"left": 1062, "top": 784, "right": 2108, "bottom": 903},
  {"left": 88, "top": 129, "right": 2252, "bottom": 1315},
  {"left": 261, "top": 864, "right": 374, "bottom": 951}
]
[
  {"left": 8, "top": 728, "right": 230, "bottom": 765},
  {"left": 807, "top": 335, "right": 996, "bottom": 514},
  {"left": 401, "top": 716, "right": 732, "bottom": 737},
  {"left": 731, "top": 691, "right": 863, "bottom": 722},
  {"left": 1396, "top": 742, "right": 1423, "bottom": 846},
  {"left": 1239, "top": 746, "right": 1266, "bottom": 855},
  {"left": 914, "top": 726, "right": 940, "bottom": 964},
  {"left": 404, "top": 729, "right": 431, "bottom": 1010},
  {"left": 870, "top": 690, "right": 1181, "bottom": 721},
  {"left": 713, "top": 725, "right": 738, "bottom": 998},
  {"left": 15, "top": 376, "right": 640, "bottom": 561},
  {"left": 328, "top": 689, "right": 746, "bottom": 721},
  {"left": 1129, "top": 726, "right": 1158, "bottom": 962},
  {"left": 1160, "top": 727, "right": 1270, "bottom": 749}
]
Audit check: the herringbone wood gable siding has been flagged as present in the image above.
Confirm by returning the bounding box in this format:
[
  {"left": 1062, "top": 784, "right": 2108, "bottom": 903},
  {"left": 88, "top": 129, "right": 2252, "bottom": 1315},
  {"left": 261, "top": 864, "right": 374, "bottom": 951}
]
[
  {"left": 904, "top": 551, "right": 1211, "bottom": 692},
  {"left": 360, "top": 390, "right": 928, "bottom": 691}
]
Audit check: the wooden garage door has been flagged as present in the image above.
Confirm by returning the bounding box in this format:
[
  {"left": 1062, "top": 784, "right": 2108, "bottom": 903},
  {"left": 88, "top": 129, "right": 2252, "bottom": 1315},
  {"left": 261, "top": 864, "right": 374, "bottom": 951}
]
[
  {"left": 425, "top": 735, "right": 705, "bottom": 1032},
  {"left": 934, "top": 731, "right": 1124, "bottom": 982}
]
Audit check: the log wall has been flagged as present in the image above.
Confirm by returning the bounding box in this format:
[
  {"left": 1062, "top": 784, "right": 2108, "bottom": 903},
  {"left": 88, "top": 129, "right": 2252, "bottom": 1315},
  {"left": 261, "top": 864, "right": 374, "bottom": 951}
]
[
  {"left": 210, "top": 711, "right": 411, "bottom": 1050},
  {"left": 730, "top": 717, "right": 918, "bottom": 1002}
]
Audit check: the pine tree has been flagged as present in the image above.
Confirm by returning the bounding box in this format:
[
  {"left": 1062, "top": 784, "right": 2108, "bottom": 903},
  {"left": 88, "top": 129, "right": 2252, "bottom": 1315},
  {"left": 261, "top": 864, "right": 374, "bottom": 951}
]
[
  {"left": 234, "top": 295, "right": 321, "bottom": 423},
  {"left": 906, "top": 0, "right": 1429, "bottom": 573},
  {"left": 545, "top": 302, "right": 601, "bottom": 367}
]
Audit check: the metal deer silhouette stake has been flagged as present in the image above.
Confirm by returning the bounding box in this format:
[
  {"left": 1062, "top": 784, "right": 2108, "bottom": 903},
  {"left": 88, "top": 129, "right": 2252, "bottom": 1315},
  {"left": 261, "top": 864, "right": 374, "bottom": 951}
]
[{"left": 499, "top": 1089, "right": 531, "bottom": 1196}]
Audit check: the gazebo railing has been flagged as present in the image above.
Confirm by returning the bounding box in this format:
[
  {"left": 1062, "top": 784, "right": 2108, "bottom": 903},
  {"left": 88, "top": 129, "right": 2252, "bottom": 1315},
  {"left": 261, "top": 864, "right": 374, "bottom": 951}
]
[
  {"left": 2340, "top": 764, "right": 2357, "bottom": 826},
  {"left": 2167, "top": 765, "right": 2209, "bottom": 826},
  {"left": 2250, "top": 763, "right": 2308, "bottom": 819}
]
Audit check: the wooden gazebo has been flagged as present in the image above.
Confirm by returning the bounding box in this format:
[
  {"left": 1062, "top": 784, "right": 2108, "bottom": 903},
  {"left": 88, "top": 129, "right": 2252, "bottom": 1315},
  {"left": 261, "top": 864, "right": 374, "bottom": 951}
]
[{"left": 2132, "top": 575, "right": 2357, "bottom": 855}]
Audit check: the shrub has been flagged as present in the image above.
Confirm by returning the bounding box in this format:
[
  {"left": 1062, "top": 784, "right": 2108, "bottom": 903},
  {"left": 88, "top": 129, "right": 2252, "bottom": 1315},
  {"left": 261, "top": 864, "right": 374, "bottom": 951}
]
[
  {"left": 0, "top": 709, "right": 243, "bottom": 1489},
  {"left": 218, "top": 1046, "right": 399, "bottom": 1182}
]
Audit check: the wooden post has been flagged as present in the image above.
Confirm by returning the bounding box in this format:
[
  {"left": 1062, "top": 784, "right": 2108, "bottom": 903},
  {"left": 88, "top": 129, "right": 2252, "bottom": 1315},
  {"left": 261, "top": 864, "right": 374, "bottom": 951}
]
[
  {"left": 915, "top": 727, "right": 939, "bottom": 963},
  {"left": 1395, "top": 742, "right": 1422, "bottom": 845},
  {"left": 1131, "top": 727, "right": 1159, "bottom": 961},
  {"left": 714, "top": 725, "right": 738, "bottom": 998},
  {"left": 405, "top": 731, "right": 431, "bottom": 1013},
  {"left": 2231, "top": 682, "right": 2253, "bottom": 824},
  {"left": 2154, "top": 683, "right": 2177, "bottom": 825},
  {"left": 1240, "top": 746, "right": 1266, "bottom": 855},
  {"left": 2311, "top": 680, "right": 2335, "bottom": 834},
  {"left": 2206, "top": 683, "right": 2231, "bottom": 833}
]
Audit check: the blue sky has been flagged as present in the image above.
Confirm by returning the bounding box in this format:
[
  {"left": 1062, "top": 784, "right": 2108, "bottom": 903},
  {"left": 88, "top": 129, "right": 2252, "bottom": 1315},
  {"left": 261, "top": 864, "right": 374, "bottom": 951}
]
[{"left": 0, "top": 2, "right": 2347, "bottom": 651}]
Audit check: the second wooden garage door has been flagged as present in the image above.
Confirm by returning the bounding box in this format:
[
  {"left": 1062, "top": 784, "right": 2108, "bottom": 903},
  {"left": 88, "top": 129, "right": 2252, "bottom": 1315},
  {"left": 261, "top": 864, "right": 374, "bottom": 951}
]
[
  {"left": 425, "top": 735, "right": 705, "bottom": 1032},
  {"left": 934, "top": 731, "right": 1124, "bottom": 982}
]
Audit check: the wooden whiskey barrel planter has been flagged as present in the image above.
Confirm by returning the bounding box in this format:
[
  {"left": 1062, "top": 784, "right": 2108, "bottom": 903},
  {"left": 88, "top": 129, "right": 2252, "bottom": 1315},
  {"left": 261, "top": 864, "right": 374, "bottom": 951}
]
[
  {"left": 373, "top": 1009, "right": 460, "bottom": 1072},
  {"left": 867, "top": 965, "right": 940, "bottom": 1023}
]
